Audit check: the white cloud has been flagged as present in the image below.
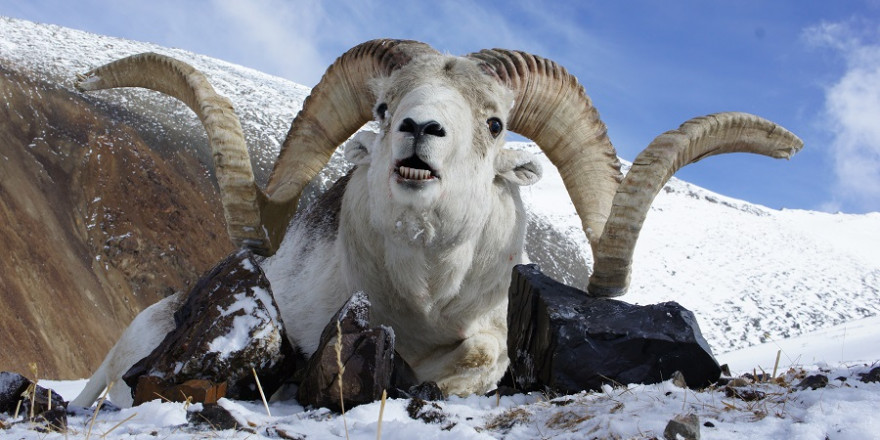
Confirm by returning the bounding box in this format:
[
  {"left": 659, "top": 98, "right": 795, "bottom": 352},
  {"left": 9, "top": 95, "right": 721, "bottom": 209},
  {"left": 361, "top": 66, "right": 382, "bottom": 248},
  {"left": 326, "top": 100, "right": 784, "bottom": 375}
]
[
  {"left": 807, "top": 19, "right": 880, "bottom": 213},
  {"left": 210, "top": 0, "right": 332, "bottom": 86}
]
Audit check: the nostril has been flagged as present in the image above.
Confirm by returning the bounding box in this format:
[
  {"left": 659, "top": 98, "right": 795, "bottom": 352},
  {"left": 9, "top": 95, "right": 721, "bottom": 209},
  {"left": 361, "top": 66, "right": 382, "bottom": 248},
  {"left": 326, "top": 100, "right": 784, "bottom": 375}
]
[
  {"left": 399, "top": 118, "right": 417, "bottom": 134},
  {"left": 423, "top": 121, "right": 446, "bottom": 137},
  {"left": 399, "top": 118, "right": 446, "bottom": 138}
]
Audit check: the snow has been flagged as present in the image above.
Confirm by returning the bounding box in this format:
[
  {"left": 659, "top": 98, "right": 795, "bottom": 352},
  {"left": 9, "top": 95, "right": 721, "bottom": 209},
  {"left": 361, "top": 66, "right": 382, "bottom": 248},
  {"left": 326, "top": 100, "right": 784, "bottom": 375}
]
[
  {"left": 2, "top": 15, "right": 879, "bottom": 440},
  {"left": 10, "top": 327, "right": 880, "bottom": 439}
]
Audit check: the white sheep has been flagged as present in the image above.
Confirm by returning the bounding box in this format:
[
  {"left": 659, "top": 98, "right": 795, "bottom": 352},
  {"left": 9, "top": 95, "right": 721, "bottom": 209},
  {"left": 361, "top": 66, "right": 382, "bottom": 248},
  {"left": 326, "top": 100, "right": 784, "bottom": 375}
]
[{"left": 71, "top": 40, "right": 802, "bottom": 406}]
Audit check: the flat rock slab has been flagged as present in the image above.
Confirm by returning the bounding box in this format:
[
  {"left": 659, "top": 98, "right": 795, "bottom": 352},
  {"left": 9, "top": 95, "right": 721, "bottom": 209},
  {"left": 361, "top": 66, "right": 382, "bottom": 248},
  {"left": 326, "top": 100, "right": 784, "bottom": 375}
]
[
  {"left": 123, "top": 250, "right": 300, "bottom": 405},
  {"left": 507, "top": 264, "right": 721, "bottom": 394}
]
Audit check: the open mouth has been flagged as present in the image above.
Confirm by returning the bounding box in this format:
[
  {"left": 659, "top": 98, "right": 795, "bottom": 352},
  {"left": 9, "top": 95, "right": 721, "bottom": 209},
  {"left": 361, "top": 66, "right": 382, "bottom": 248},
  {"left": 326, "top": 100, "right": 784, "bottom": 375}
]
[{"left": 395, "top": 156, "right": 437, "bottom": 181}]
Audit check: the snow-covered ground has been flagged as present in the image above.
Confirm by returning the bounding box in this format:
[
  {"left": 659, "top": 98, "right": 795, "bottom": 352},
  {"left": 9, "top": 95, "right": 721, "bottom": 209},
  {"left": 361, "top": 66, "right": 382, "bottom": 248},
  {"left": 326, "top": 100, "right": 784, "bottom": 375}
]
[
  {"left": 2, "top": 16, "right": 879, "bottom": 439},
  {"left": 5, "top": 321, "right": 875, "bottom": 439}
]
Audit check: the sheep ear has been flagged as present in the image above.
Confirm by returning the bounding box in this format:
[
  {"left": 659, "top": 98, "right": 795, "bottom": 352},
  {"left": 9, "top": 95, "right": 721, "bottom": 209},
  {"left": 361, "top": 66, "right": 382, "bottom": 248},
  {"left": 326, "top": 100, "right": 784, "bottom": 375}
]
[
  {"left": 495, "top": 149, "right": 542, "bottom": 186},
  {"left": 344, "top": 131, "right": 377, "bottom": 165}
]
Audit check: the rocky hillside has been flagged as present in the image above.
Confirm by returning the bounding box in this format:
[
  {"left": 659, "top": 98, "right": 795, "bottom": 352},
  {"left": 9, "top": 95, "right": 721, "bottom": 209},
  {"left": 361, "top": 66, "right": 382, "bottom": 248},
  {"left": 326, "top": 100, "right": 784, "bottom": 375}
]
[{"left": 0, "top": 61, "right": 234, "bottom": 378}]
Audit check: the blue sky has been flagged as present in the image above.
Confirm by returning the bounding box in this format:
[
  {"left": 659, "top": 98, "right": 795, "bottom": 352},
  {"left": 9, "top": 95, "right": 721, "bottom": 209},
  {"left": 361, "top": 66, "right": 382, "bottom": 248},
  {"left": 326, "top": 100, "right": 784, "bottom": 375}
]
[{"left": 2, "top": 0, "right": 879, "bottom": 213}]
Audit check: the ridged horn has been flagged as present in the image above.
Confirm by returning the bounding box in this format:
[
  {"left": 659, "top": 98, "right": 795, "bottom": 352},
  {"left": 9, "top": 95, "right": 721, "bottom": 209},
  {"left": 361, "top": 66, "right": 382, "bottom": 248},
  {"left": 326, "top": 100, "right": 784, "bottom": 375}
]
[
  {"left": 467, "top": 49, "right": 623, "bottom": 249},
  {"left": 75, "top": 52, "right": 270, "bottom": 254},
  {"left": 587, "top": 112, "right": 804, "bottom": 297},
  {"left": 76, "top": 41, "right": 436, "bottom": 256},
  {"left": 263, "top": 39, "right": 438, "bottom": 249}
]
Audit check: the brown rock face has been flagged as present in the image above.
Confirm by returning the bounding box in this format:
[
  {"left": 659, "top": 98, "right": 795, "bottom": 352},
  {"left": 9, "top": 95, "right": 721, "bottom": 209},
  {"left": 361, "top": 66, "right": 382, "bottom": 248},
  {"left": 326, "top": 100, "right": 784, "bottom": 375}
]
[
  {"left": 123, "top": 250, "right": 299, "bottom": 404},
  {"left": 0, "top": 67, "right": 232, "bottom": 379}
]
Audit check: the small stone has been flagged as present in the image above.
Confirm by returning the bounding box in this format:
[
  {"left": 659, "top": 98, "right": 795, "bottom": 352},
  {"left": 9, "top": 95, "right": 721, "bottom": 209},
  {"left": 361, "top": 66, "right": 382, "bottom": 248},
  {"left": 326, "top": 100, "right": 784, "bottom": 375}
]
[
  {"left": 670, "top": 371, "right": 687, "bottom": 388},
  {"left": 724, "top": 386, "right": 766, "bottom": 401},
  {"left": 405, "top": 382, "right": 444, "bottom": 401},
  {"left": 406, "top": 397, "right": 454, "bottom": 430},
  {"left": 795, "top": 374, "right": 829, "bottom": 390},
  {"left": 31, "top": 405, "right": 67, "bottom": 432},
  {"left": 859, "top": 367, "right": 880, "bottom": 383},
  {"left": 265, "top": 426, "right": 307, "bottom": 439},
  {"left": 726, "top": 377, "right": 751, "bottom": 388},
  {"left": 663, "top": 413, "right": 700, "bottom": 440},
  {"left": 187, "top": 403, "right": 240, "bottom": 430}
]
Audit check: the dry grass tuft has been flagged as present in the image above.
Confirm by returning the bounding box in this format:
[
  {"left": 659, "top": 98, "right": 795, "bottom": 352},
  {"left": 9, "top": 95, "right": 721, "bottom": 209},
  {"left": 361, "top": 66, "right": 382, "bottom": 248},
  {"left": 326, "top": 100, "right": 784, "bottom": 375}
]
[
  {"left": 334, "top": 320, "right": 350, "bottom": 440},
  {"left": 484, "top": 407, "right": 531, "bottom": 433}
]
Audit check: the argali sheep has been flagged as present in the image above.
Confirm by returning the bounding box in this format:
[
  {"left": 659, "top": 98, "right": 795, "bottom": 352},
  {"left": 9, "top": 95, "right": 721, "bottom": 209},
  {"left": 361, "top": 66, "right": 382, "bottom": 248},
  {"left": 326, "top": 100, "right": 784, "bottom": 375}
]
[{"left": 70, "top": 40, "right": 802, "bottom": 407}]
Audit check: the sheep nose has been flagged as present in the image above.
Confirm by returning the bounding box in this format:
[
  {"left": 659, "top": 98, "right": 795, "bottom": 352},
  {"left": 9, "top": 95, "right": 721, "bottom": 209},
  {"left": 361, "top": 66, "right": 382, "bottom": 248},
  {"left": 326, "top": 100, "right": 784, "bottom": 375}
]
[{"left": 399, "top": 118, "right": 446, "bottom": 139}]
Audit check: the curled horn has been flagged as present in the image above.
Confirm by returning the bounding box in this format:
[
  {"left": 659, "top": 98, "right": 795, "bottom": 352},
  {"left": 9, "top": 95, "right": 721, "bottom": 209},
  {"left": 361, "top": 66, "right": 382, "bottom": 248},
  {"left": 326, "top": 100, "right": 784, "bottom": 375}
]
[
  {"left": 76, "top": 53, "right": 269, "bottom": 253},
  {"left": 76, "top": 40, "right": 436, "bottom": 255},
  {"left": 467, "top": 51, "right": 803, "bottom": 297},
  {"left": 467, "top": 49, "right": 623, "bottom": 250},
  {"left": 587, "top": 112, "right": 804, "bottom": 297},
  {"left": 263, "top": 39, "right": 438, "bottom": 248}
]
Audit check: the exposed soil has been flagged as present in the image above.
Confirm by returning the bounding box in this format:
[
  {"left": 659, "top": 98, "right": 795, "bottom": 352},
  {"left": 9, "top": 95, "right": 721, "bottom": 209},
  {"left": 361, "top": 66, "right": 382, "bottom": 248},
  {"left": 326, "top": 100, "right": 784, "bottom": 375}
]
[{"left": 0, "top": 67, "right": 232, "bottom": 378}]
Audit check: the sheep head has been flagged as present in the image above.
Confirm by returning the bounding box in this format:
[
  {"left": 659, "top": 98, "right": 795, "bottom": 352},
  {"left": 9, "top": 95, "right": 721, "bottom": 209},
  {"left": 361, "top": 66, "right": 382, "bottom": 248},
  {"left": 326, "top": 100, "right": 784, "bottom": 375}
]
[
  {"left": 342, "top": 55, "right": 542, "bottom": 246},
  {"left": 75, "top": 40, "right": 803, "bottom": 297}
]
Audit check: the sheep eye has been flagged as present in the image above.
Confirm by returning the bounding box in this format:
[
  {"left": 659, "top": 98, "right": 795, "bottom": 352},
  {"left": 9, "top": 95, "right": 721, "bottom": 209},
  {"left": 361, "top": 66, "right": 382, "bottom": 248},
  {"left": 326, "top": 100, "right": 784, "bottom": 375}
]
[
  {"left": 375, "top": 103, "right": 388, "bottom": 120},
  {"left": 487, "top": 117, "right": 503, "bottom": 138}
]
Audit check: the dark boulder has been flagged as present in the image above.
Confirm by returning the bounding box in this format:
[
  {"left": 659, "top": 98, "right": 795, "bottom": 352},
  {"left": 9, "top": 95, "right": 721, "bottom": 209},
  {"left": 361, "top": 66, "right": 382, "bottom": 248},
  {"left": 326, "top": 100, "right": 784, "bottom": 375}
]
[
  {"left": 859, "top": 367, "right": 880, "bottom": 383},
  {"left": 297, "top": 292, "right": 395, "bottom": 411},
  {"left": 0, "top": 372, "right": 30, "bottom": 414},
  {"left": 507, "top": 264, "right": 721, "bottom": 394},
  {"left": 0, "top": 371, "right": 67, "bottom": 431},
  {"left": 123, "top": 250, "right": 300, "bottom": 405},
  {"left": 297, "top": 292, "right": 422, "bottom": 411}
]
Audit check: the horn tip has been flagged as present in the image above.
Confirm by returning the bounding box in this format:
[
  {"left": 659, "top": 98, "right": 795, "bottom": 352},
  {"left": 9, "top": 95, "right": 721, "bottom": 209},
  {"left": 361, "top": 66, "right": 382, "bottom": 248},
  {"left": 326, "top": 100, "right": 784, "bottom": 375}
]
[{"left": 74, "top": 73, "right": 101, "bottom": 92}]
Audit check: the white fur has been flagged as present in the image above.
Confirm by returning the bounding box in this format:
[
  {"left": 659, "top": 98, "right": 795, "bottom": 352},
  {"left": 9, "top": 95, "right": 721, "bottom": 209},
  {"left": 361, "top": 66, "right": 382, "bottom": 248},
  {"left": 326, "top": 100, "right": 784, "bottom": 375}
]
[
  {"left": 71, "top": 291, "right": 184, "bottom": 408},
  {"left": 264, "top": 58, "right": 542, "bottom": 395},
  {"left": 75, "top": 55, "right": 543, "bottom": 406}
]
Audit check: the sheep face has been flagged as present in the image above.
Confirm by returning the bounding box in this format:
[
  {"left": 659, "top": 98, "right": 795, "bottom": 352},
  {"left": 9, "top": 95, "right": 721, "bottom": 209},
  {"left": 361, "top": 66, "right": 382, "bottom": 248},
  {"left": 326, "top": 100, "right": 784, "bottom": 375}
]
[{"left": 355, "top": 56, "right": 540, "bottom": 247}]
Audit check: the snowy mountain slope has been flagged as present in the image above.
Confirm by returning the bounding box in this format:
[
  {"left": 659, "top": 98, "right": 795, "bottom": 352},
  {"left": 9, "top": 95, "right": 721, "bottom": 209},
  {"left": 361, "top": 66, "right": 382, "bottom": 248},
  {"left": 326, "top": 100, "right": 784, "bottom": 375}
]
[
  {"left": 2, "top": 15, "right": 880, "bottom": 440},
  {"left": 2, "top": 15, "right": 878, "bottom": 360},
  {"left": 520, "top": 145, "right": 880, "bottom": 354}
]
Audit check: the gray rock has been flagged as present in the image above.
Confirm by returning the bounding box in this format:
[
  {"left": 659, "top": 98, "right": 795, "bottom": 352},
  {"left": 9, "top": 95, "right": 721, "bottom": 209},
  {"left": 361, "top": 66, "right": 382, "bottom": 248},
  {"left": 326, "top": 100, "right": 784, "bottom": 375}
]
[
  {"left": 859, "top": 367, "right": 880, "bottom": 383},
  {"left": 664, "top": 413, "right": 700, "bottom": 440},
  {"left": 187, "top": 403, "right": 241, "bottom": 431},
  {"left": 507, "top": 264, "right": 721, "bottom": 394},
  {"left": 796, "top": 374, "right": 829, "bottom": 390}
]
